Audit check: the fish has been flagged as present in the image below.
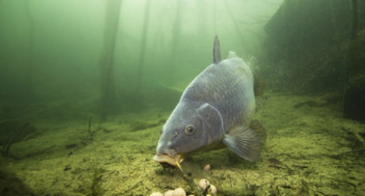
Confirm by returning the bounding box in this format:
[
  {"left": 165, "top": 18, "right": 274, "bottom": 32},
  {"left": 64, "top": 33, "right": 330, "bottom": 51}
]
[{"left": 153, "top": 36, "right": 260, "bottom": 167}]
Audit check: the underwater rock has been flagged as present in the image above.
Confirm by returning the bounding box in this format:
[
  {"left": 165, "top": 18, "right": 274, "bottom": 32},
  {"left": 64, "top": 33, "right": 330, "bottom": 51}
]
[{"left": 344, "top": 29, "right": 365, "bottom": 122}]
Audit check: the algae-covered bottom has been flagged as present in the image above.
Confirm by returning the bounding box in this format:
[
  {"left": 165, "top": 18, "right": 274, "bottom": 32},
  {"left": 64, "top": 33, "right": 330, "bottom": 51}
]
[{"left": 1, "top": 94, "right": 365, "bottom": 196}]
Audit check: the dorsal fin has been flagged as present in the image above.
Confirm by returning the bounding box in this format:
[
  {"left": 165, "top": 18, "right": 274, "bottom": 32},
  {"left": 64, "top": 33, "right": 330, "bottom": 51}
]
[{"left": 213, "top": 35, "right": 221, "bottom": 64}]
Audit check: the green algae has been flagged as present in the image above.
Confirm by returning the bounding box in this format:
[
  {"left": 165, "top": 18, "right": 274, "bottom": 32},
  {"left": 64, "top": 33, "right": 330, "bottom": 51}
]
[{"left": 1, "top": 94, "right": 365, "bottom": 195}]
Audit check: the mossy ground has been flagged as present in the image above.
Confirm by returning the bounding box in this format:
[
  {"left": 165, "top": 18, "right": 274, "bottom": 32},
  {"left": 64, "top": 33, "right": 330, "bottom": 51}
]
[{"left": 1, "top": 93, "right": 365, "bottom": 196}]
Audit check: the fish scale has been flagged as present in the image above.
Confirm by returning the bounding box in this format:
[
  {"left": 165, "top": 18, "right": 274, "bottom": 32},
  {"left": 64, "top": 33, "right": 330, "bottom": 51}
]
[{"left": 154, "top": 36, "right": 260, "bottom": 167}]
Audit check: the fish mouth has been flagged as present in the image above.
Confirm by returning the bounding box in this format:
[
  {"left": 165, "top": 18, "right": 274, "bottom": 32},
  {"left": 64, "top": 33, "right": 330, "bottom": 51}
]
[{"left": 153, "top": 153, "right": 183, "bottom": 166}]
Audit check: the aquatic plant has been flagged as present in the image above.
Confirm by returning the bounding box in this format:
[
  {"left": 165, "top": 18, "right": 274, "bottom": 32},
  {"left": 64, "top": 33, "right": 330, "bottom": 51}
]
[
  {"left": 0, "top": 119, "right": 36, "bottom": 157},
  {"left": 90, "top": 167, "right": 105, "bottom": 196},
  {"left": 128, "top": 120, "right": 161, "bottom": 131},
  {"left": 82, "top": 116, "right": 102, "bottom": 145}
]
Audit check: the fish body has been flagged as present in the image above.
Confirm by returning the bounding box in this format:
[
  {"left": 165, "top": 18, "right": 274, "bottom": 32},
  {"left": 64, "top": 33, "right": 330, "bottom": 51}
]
[{"left": 154, "top": 37, "right": 260, "bottom": 166}]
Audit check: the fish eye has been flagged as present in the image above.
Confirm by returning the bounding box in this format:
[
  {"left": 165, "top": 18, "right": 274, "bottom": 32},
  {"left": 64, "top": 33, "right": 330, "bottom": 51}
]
[{"left": 184, "top": 125, "right": 195, "bottom": 135}]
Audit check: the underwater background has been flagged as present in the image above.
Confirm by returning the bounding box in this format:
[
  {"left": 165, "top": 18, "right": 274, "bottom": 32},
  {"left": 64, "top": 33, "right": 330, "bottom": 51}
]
[{"left": 1, "top": 0, "right": 365, "bottom": 195}]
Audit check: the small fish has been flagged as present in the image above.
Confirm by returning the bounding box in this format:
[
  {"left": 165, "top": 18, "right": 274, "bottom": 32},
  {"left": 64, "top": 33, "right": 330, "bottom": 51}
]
[{"left": 153, "top": 36, "right": 260, "bottom": 167}]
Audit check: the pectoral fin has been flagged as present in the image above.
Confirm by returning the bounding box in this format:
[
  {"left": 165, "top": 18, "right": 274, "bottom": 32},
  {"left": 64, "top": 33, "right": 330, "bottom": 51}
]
[{"left": 223, "top": 126, "right": 261, "bottom": 162}]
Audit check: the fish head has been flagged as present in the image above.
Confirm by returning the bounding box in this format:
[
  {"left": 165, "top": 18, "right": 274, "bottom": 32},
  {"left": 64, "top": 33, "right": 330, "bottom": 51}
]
[{"left": 154, "top": 102, "right": 224, "bottom": 166}]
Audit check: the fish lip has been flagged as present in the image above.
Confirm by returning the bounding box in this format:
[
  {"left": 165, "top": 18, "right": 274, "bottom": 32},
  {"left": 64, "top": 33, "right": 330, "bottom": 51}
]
[{"left": 153, "top": 153, "right": 182, "bottom": 166}]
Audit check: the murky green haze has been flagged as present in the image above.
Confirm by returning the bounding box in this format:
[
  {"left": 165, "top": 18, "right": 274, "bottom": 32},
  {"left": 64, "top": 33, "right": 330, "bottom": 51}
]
[
  {"left": 0, "top": 0, "right": 282, "bottom": 119},
  {"left": 2, "top": 1, "right": 365, "bottom": 196}
]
